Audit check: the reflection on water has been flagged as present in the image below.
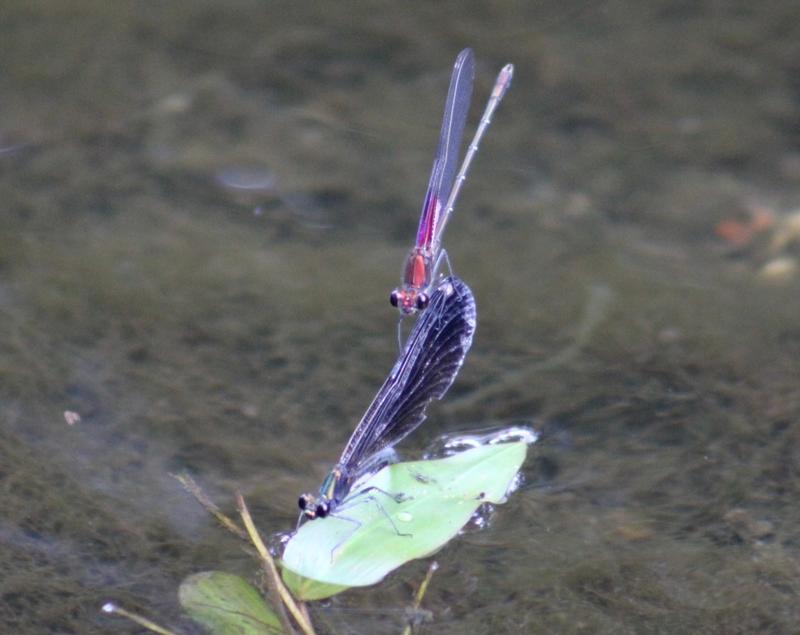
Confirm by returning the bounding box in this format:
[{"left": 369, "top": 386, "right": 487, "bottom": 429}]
[{"left": 2, "top": 1, "right": 800, "bottom": 633}]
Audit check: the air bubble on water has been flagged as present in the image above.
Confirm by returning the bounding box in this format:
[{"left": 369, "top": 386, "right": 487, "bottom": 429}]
[{"left": 424, "top": 423, "right": 539, "bottom": 459}]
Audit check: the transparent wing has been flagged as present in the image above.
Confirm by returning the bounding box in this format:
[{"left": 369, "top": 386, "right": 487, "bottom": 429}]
[
  {"left": 337, "top": 276, "right": 477, "bottom": 473},
  {"left": 415, "top": 49, "right": 475, "bottom": 249}
]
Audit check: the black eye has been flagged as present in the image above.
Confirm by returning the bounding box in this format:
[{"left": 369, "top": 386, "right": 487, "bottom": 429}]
[
  {"left": 416, "top": 293, "right": 429, "bottom": 310},
  {"left": 390, "top": 291, "right": 399, "bottom": 307},
  {"left": 298, "top": 496, "right": 308, "bottom": 510},
  {"left": 316, "top": 503, "right": 329, "bottom": 518}
]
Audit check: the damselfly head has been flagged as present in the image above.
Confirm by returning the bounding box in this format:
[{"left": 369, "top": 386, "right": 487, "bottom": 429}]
[
  {"left": 298, "top": 493, "right": 330, "bottom": 519},
  {"left": 390, "top": 285, "right": 424, "bottom": 315}
]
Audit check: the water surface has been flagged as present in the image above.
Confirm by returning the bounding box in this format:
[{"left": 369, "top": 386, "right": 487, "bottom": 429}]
[{"left": 1, "top": 2, "right": 799, "bottom": 633}]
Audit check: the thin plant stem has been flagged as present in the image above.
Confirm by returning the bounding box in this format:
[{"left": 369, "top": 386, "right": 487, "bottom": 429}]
[
  {"left": 236, "top": 493, "right": 316, "bottom": 635},
  {"left": 401, "top": 560, "right": 439, "bottom": 635},
  {"left": 172, "top": 472, "right": 249, "bottom": 541},
  {"left": 101, "top": 603, "right": 177, "bottom": 635}
]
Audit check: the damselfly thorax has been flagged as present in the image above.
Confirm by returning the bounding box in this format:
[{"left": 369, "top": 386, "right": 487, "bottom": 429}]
[
  {"left": 298, "top": 466, "right": 347, "bottom": 520},
  {"left": 391, "top": 246, "right": 437, "bottom": 314}
]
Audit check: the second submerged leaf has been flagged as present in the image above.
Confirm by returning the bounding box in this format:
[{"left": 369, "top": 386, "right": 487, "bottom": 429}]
[{"left": 179, "top": 571, "right": 282, "bottom": 635}]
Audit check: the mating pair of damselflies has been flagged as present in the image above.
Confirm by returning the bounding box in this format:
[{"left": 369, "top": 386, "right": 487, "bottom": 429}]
[{"left": 298, "top": 49, "right": 513, "bottom": 525}]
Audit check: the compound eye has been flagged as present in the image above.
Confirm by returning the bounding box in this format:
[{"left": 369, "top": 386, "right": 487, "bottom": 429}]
[
  {"left": 298, "top": 495, "right": 309, "bottom": 511},
  {"left": 316, "top": 502, "right": 329, "bottom": 518},
  {"left": 389, "top": 290, "right": 399, "bottom": 307},
  {"left": 416, "top": 293, "right": 429, "bottom": 311}
]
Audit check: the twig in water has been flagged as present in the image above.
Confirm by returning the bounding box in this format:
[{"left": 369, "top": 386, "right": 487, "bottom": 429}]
[
  {"left": 401, "top": 560, "right": 439, "bottom": 635},
  {"left": 237, "top": 492, "right": 316, "bottom": 635},
  {"left": 172, "top": 472, "right": 248, "bottom": 541},
  {"left": 101, "top": 602, "right": 177, "bottom": 635}
]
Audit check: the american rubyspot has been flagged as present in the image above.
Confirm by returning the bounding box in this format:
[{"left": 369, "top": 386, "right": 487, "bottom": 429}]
[
  {"left": 390, "top": 49, "right": 513, "bottom": 315},
  {"left": 299, "top": 276, "right": 476, "bottom": 522}
]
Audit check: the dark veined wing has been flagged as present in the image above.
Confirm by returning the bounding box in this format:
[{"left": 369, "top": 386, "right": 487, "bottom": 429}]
[
  {"left": 416, "top": 49, "right": 475, "bottom": 242},
  {"left": 337, "top": 276, "right": 476, "bottom": 474}
]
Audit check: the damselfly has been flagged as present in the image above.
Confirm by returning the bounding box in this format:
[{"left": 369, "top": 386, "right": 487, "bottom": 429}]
[
  {"left": 299, "top": 276, "right": 476, "bottom": 522},
  {"left": 390, "top": 49, "right": 513, "bottom": 315}
]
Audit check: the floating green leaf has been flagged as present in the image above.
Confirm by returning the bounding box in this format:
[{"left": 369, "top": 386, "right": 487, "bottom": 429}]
[
  {"left": 179, "top": 571, "right": 282, "bottom": 635},
  {"left": 282, "top": 441, "right": 528, "bottom": 594}
]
